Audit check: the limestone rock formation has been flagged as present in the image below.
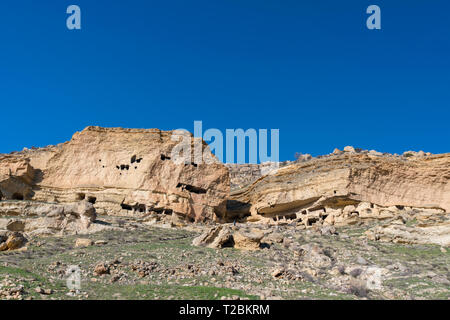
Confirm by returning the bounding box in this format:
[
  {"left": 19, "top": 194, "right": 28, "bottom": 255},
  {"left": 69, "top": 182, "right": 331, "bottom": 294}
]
[
  {"left": 366, "top": 220, "right": 450, "bottom": 246},
  {"left": 192, "top": 225, "right": 234, "bottom": 248},
  {"left": 0, "top": 200, "right": 98, "bottom": 236},
  {"left": 192, "top": 225, "right": 265, "bottom": 250},
  {"left": 226, "top": 156, "right": 311, "bottom": 191},
  {"left": 0, "top": 156, "right": 34, "bottom": 201},
  {"left": 0, "top": 126, "right": 230, "bottom": 222},
  {"left": 228, "top": 152, "right": 450, "bottom": 225},
  {"left": 0, "top": 231, "right": 27, "bottom": 251},
  {"left": 233, "top": 229, "right": 264, "bottom": 250}
]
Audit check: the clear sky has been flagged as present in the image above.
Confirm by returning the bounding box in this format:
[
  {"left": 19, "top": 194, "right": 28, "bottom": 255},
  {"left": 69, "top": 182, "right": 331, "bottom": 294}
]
[{"left": 0, "top": 1, "right": 449, "bottom": 161}]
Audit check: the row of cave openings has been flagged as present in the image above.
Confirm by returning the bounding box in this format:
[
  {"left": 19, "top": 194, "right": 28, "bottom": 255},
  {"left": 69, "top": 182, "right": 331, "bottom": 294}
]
[
  {"left": 160, "top": 154, "right": 198, "bottom": 167},
  {"left": 101, "top": 153, "right": 200, "bottom": 177},
  {"left": 77, "top": 193, "right": 97, "bottom": 204},
  {"left": 269, "top": 203, "right": 406, "bottom": 226},
  {"left": 119, "top": 202, "right": 196, "bottom": 223},
  {"left": 115, "top": 155, "right": 143, "bottom": 174},
  {"left": 120, "top": 202, "right": 172, "bottom": 215},
  {"left": 96, "top": 155, "right": 144, "bottom": 175},
  {"left": 0, "top": 190, "right": 97, "bottom": 204}
]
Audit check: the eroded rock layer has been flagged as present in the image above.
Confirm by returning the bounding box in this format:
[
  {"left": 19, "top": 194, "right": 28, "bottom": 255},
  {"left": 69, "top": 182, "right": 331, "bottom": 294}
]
[
  {"left": 228, "top": 152, "right": 450, "bottom": 224},
  {"left": 0, "top": 127, "right": 230, "bottom": 222}
]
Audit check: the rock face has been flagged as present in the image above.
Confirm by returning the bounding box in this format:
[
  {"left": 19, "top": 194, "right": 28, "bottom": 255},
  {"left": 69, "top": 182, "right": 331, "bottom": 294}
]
[
  {"left": 192, "top": 225, "right": 265, "bottom": 250},
  {"left": 226, "top": 155, "right": 312, "bottom": 191},
  {"left": 366, "top": 220, "right": 450, "bottom": 246},
  {"left": 233, "top": 230, "right": 264, "bottom": 250},
  {"left": 0, "top": 127, "right": 230, "bottom": 222},
  {"left": 0, "top": 200, "right": 98, "bottom": 236},
  {"left": 0, "top": 156, "right": 34, "bottom": 201},
  {"left": 192, "top": 225, "right": 234, "bottom": 248},
  {"left": 228, "top": 152, "right": 450, "bottom": 224}
]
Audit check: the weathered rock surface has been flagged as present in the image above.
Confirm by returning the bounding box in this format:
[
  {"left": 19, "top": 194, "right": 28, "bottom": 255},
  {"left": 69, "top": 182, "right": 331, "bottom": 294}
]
[
  {"left": 366, "top": 220, "right": 450, "bottom": 246},
  {"left": 0, "top": 200, "right": 98, "bottom": 236},
  {"left": 192, "top": 225, "right": 234, "bottom": 248},
  {"left": 226, "top": 155, "right": 311, "bottom": 191},
  {"left": 75, "top": 238, "right": 94, "bottom": 248},
  {"left": 233, "top": 230, "right": 264, "bottom": 250},
  {"left": 0, "top": 231, "right": 27, "bottom": 251},
  {"left": 0, "top": 126, "right": 230, "bottom": 222},
  {"left": 228, "top": 152, "right": 450, "bottom": 225},
  {"left": 192, "top": 225, "right": 265, "bottom": 250},
  {"left": 0, "top": 156, "right": 34, "bottom": 201}
]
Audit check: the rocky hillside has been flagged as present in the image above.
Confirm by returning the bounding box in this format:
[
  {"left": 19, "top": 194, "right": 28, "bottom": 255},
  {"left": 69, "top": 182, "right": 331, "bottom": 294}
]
[
  {"left": 0, "top": 126, "right": 229, "bottom": 223},
  {"left": 0, "top": 128, "right": 449, "bottom": 300},
  {"left": 227, "top": 148, "right": 449, "bottom": 222}
]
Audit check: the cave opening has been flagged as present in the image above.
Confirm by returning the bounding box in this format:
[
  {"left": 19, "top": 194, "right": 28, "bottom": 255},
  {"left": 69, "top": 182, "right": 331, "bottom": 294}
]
[
  {"left": 153, "top": 208, "right": 173, "bottom": 215},
  {"left": 176, "top": 183, "right": 207, "bottom": 194},
  {"left": 161, "top": 154, "right": 171, "bottom": 161},
  {"left": 284, "top": 213, "right": 297, "bottom": 220},
  {"left": 77, "top": 193, "right": 86, "bottom": 200},
  {"left": 12, "top": 193, "right": 24, "bottom": 200},
  {"left": 121, "top": 203, "right": 133, "bottom": 211},
  {"left": 88, "top": 196, "right": 97, "bottom": 204},
  {"left": 222, "top": 237, "right": 235, "bottom": 248},
  {"left": 306, "top": 217, "right": 319, "bottom": 226}
]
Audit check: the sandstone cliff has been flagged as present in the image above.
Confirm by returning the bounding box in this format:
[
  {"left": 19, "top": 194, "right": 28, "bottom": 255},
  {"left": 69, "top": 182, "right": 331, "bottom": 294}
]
[
  {"left": 228, "top": 152, "right": 450, "bottom": 223},
  {"left": 0, "top": 127, "right": 230, "bottom": 222}
]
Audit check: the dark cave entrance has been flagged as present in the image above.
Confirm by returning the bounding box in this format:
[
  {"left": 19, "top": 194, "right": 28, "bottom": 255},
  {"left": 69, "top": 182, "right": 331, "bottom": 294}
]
[
  {"left": 12, "top": 193, "right": 24, "bottom": 200},
  {"left": 121, "top": 203, "right": 133, "bottom": 211},
  {"left": 77, "top": 193, "right": 86, "bottom": 200}
]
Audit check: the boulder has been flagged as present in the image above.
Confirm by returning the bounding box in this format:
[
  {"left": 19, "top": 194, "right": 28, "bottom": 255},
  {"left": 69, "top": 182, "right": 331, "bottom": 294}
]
[
  {"left": 6, "top": 220, "right": 25, "bottom": 232},
  {"left": 75, "top": 238, "right": 94, "bottom": 248},
  {"left": 262, "top": 232, "right": 284, "bottom": 244},
  {"left": 344, "top": 146, "right": 356, "bottom": 153},
  {"left": 192, "top": 226, "right": 265, "bottom": 250},
  {"left": 94, "top": 263, "right": 110, "bottom": 275},
  {"left": 192, "top": 225, "right": 234, "bottom": 249},
  {"left": 233, "top": 230, "right": 264, "bottom": 250},
  {"left": 293, "top": 244, "right": 333, "bottom": 268},
  {"left": 2, "top": 232, "right": 27, "bottom": 250}
]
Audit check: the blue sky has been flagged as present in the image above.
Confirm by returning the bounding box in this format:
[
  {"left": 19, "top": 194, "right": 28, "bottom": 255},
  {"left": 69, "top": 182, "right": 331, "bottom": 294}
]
[{"left": 0, "top": 1, "right": 449, "bottom": 161}]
